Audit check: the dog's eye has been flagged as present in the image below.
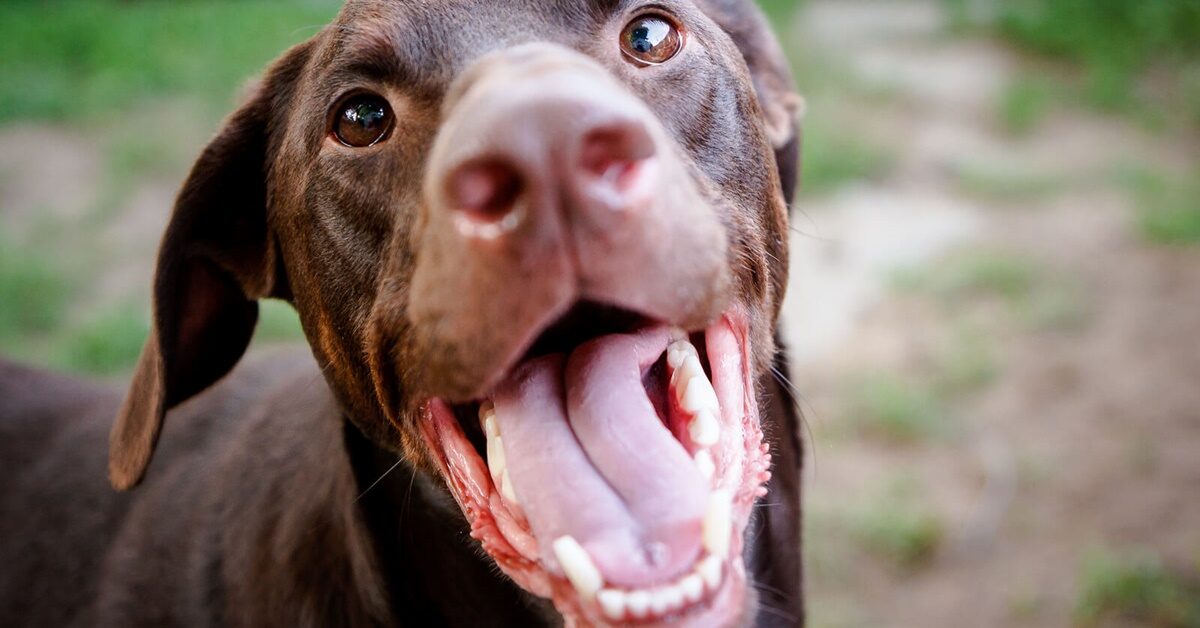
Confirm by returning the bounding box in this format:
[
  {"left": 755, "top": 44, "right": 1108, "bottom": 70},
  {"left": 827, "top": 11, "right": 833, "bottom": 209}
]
[
  {"left": 620, "top": 14, "right": 683, "bottom": 66},
  {"left": 332, "top": 93, "right": 395, "bottom": 147}
]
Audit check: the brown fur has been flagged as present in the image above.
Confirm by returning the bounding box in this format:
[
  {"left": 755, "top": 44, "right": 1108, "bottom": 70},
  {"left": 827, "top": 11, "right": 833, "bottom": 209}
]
[{"left": 1, "top": 1, "right": 804, "bottom": 625}]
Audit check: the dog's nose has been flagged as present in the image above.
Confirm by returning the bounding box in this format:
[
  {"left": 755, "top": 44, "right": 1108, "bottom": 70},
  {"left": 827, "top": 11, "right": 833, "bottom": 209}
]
[{"left": 430, "top": 50, "right": 660, "bottom": 243}]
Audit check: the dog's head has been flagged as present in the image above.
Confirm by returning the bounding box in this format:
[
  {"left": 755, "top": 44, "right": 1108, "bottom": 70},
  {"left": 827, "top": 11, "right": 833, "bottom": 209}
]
[{"left": 109, "top": 1, "right": 799, "bottom": 625}]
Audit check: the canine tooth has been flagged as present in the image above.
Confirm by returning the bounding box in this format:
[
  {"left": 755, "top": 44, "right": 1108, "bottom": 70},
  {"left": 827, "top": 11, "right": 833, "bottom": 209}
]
[
  {"left": 697, "top": 555, "right": 723, "bottom": 590},
  {"left": 688, "top": 409, "right": 720, "bottom": 447},
  {"left": 486, "top": 433, "right": 506, "bottom": 480},
  {"left": 552, "top": 536, "right": 604, "bottom": 601},
  {"left": 627, "top": 590, "right": 651, "bottom": 619},
  {"left": 680, "top": 574, "right": 704, "bottom": 603},
  {"left": 597, "top": 589, "right": 626, "bottom": 621},
  {"left": 680, "top": 374, "right": 719, "bottom": 415},
  {"left": 703, "top": 489, "right": 733, "bottom": 559},
  {"left": 500, "top": 471, "right": 520, "bottom": 506},
  {"left": 694, "top": 450, "right": 716, "bottom": 481},
  {"left": 481, "top": 404, "right": 499, "bottom": 439}
]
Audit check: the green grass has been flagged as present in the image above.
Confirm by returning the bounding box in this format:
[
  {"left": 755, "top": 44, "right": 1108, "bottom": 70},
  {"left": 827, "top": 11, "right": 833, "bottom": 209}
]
[
  {"left": 54, "top": 303, "right": 150, "bottom": 375},
  {"left": 997, "top": 74, "right": 1056, "bottom": 136},
  {"left": 800, "top": 120, "right": 893, "bottom": 196},
  {"left": 893, "top": 251, "right": 1039, "bottom": 302},
  {"left": 0, "top": 0, "right": 341, "bottom": 123},
  {"left": 842, "top": 374, "right": 947, "bottom": 443},
  {"left": 950, "top": 0, "right": 1200, "bottom": 126},
  {"left": 1120, "top": 168, "right": 1200, "bottom": 246},
  {"left": 0, "top": 237, "right": 73, "bottom": 346},
  {"left": 255, "top": 299, "right": 307, "bottom": 343},
  {"left": 1075, "top": 550, "right": 1200, "bottom": 627},
  {"left": 849, "top": 478, "right": 945, "bottom": 571},
  {"left": 952, "top": 161, "right": 1067, "bottom": 203}
]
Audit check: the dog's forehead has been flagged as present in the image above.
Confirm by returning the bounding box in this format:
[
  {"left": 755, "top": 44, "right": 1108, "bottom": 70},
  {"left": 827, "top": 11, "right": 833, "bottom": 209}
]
[{"left": 326, "top": 0, "right": 623, "bottom": 85}]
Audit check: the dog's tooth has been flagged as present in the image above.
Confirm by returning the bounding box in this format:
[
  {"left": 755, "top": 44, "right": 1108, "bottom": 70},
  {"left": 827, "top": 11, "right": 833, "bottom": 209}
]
[
  {"left": 626, "top": 590, "right": 651, "bottom": 619},
  {"left": 688, "top": 409, "right": 720, "bottom": 447},
  {"left": 694, "top": 450, "right": 716, "bottom": 481},
  {"left": 648, "top": 588, "right": 673, "bottom": 616},
  {"left": 486, "top": 433, "right": 506, "bottom": 487},
  {"left": 680, "top": 374, "right": 719, "bottom": 415},
  {"left": 671, "top": 352, "right": 704, "bottom": 391},
  {"left": 679, "top": 574, "right": 704, "bottom": 603},
  {"left": 500, "top": 471, "right": 521, "bottom": 507},
  {"left": 668, "top": 327, "right": 688, "bottom": 342},
  {"left": 697, "top": 555, "right": 723, "bottom": 590},
  {"left": 703, "top": 489, "right": 733, "bottom": 560},
  {"left": 667, "top": 339, "right": 696, "bottom": 370},
  {"left": 480, "top": 402, "right": 498, "bottom": 435},
  {"left": 552, "top": 536, "right": 604, "bottom": 601},
  {"left": 659, "top": 586, "right": 684, "bottom": 613},
  {"left": 597, "top": 589, "right": 626, "bottom": 621}
]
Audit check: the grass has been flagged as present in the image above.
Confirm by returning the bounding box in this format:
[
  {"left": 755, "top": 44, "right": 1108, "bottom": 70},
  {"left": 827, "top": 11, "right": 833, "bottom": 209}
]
[
  {"left": 255, "top": 299, "right": 307, "bottom": 343},
  {"left": 849, "top": 478, "right": 945, "bottom": 571},
  {"left": 53, "top": 303, "right": 150, "bottom": 375},
  {"left": 893, "top": 249, "right": 1090, "bottom": 331},
  {"left": 0, "top": 0, "right": 341, "bottom": 123},
  {"left": 1120, "top": 168, "right": 1200, "bottom": 246},
  {"left": 997, "top": 74, "right": 1056, "bottom": 136},
  {"left": 952, "top": 162, "right": 1066, "bottom": 202},
  {"left": 1075, "top": 550, "right": 1200, "bottom": 627},
  {"left": 949, "top": 0, "right": 1200, "bottom": 127},
  {"left": 842, "top": 374, "right": 947, "bottom": 443},
  {"left": 0, "top": 237, "right": 73, "bottom": 347},
  {"left": 800, "top": 119, "right": 894, "bottom": 197}
]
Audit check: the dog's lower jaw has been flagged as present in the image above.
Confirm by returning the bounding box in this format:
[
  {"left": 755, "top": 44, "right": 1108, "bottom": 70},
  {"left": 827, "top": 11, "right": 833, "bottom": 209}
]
[{"left": 418, "top": 312, "right": 770, "bottom": 627}]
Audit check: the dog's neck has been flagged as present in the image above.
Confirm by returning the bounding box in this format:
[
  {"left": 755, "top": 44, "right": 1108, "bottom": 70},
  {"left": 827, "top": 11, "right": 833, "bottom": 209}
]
[{"left": 342, "top": 419, "right": 561, "bottom": 626}]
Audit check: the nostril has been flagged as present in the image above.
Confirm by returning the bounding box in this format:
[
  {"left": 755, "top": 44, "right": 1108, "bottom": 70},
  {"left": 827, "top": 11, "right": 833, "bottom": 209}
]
[
  {"left": 578, "top": 123, "right": 657, "bottom": 195},
  {"left": 446, "top": 158, "right": 525, "bottom": 238}
]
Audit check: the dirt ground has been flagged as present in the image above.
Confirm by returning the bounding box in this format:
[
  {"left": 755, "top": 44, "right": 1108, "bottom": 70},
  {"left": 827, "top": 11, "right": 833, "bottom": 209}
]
[
  {"left": 0, "top": 1, "right": 1197, "bottom": 627},
  {"left": 781, "top": 2, "right": 1200, "bottom": 627}
]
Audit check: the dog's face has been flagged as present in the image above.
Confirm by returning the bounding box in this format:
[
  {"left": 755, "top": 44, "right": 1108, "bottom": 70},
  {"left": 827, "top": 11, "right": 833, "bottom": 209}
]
[{"left": 110, "top": 1, "right": 799, "bottom": 625}]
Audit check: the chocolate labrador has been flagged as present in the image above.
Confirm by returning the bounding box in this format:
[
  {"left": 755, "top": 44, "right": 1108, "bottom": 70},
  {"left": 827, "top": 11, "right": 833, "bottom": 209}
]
[{"left": 0, "top": 0, "right": 804, "bottom": 625}]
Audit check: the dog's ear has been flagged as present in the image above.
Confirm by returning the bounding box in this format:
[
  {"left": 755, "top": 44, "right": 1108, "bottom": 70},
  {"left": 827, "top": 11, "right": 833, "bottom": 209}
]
[
  {"left": 699, "top": 0, "right": 804, "bottom": 202},
  {"left": 109, "top": 42, "right": 313, "bottom": 490}
]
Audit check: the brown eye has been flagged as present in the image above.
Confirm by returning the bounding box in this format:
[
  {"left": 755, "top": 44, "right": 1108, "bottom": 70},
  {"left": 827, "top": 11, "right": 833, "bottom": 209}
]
[
  {"left": 332, "top": 93, "right": 394, "bottom": 147},
  {"left": 620, "top": 14, "right": 683, "bottom": 65}
]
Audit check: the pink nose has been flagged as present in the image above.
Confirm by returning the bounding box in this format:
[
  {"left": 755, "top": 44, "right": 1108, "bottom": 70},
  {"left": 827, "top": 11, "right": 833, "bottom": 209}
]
[{"left": 437, "top": 89, "right": 658, "bottom": 241}]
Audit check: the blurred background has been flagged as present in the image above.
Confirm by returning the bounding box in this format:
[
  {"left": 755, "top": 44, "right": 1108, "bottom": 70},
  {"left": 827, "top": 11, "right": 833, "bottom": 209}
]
[{"left": 0, "top": 0, "right": 1197, "bottom": 626}]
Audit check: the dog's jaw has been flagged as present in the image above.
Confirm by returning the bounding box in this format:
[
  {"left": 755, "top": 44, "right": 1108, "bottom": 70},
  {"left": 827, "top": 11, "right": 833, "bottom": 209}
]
[{"left": 418, "top": 310, "right": 770, "bottom": 627}]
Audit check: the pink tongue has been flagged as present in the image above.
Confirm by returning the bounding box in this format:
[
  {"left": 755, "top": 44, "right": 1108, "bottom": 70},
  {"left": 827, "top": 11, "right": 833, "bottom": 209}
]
[{"left": 492, "top": 328, "right": 707, "bottom": 587}]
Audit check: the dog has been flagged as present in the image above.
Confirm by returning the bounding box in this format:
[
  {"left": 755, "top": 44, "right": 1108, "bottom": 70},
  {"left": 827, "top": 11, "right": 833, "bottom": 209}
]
[{"left": 0, "top": 1, "right": 803, "bottom": 625}]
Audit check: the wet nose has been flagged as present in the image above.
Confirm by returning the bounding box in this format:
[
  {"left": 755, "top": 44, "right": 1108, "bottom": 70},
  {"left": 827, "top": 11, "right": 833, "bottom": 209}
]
[{"left": 431, "top": 57, "right": 659, "bottom": 243}]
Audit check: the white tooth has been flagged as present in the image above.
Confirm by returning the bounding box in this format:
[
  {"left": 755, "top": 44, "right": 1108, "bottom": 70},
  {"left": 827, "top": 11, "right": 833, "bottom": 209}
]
[
  {"left": 597, "top": 589, "right": 626, "bottom": 621},
  {"left": 694, "top": 450, "right": 716, "bottom": 481},
  {"left": 688, "top": 410, "right": 721, "bottom": 447},
  {"left": 552, "top": 536, "right": 604, "bottom": 601},
  {"left": 697, "top": 555, "right": 723, "bottom": 590},
  {"left": 667, "top": 339, "right": 696, "bottom": 369},
  {"left": 680, "top": 574, "right": 704, "bottom": 603},
  {"left": 481, "top": 405, "right": 499, "bottom": 439},
  {"left": 703, "top": 489, "right": 733, "bottom": 559},
  {"left": 648, "top": 588, "right": 673, "bottom": 616},
  {"left": 681, "top": 374, "right": 719, "bottom": 415},
  {"left": 500, "top": 470, "right": 520, "bottom": 506},
  {"left": 627, "top": 590, "right": 651, "bottom": 619},
  {"left": 663, "top": 586, "right": 685, "bottom": 612},
  {"left": 672, "top": 353, "right": 704, "bottom": 391},
  {"left": 486, "top": 433, "right": 507, "bottom": 486}
]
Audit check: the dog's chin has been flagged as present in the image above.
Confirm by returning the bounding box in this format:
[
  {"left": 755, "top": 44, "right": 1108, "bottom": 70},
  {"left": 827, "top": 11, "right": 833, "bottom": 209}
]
[{"left": 417, "top": 307, "right": 770, "bottom": 627}]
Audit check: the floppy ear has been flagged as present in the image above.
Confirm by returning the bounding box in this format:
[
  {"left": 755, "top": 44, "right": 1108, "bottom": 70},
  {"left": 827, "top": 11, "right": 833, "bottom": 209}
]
[
  {"left": 698, "top": 0, "right": 805, "bottom": 203},
  {"left": 109, "top": 42, "right": 312, "bottom": 490}
]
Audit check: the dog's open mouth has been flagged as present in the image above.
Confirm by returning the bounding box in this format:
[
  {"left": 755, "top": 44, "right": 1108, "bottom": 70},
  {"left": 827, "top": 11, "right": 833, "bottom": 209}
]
[{"left": 419, "top": 304, "right": 770, "bottom": 626}]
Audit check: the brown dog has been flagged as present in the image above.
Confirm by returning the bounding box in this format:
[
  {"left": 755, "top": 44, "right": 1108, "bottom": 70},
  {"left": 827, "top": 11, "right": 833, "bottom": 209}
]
[{"left": 0, "top": 1, "right": 803, "bottom": 626}]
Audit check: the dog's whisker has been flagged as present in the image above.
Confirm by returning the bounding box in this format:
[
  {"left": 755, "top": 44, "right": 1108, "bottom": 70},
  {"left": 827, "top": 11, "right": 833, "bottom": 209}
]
[{"left": 354, "top": 457, "right": 404, "bottom": 503}]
